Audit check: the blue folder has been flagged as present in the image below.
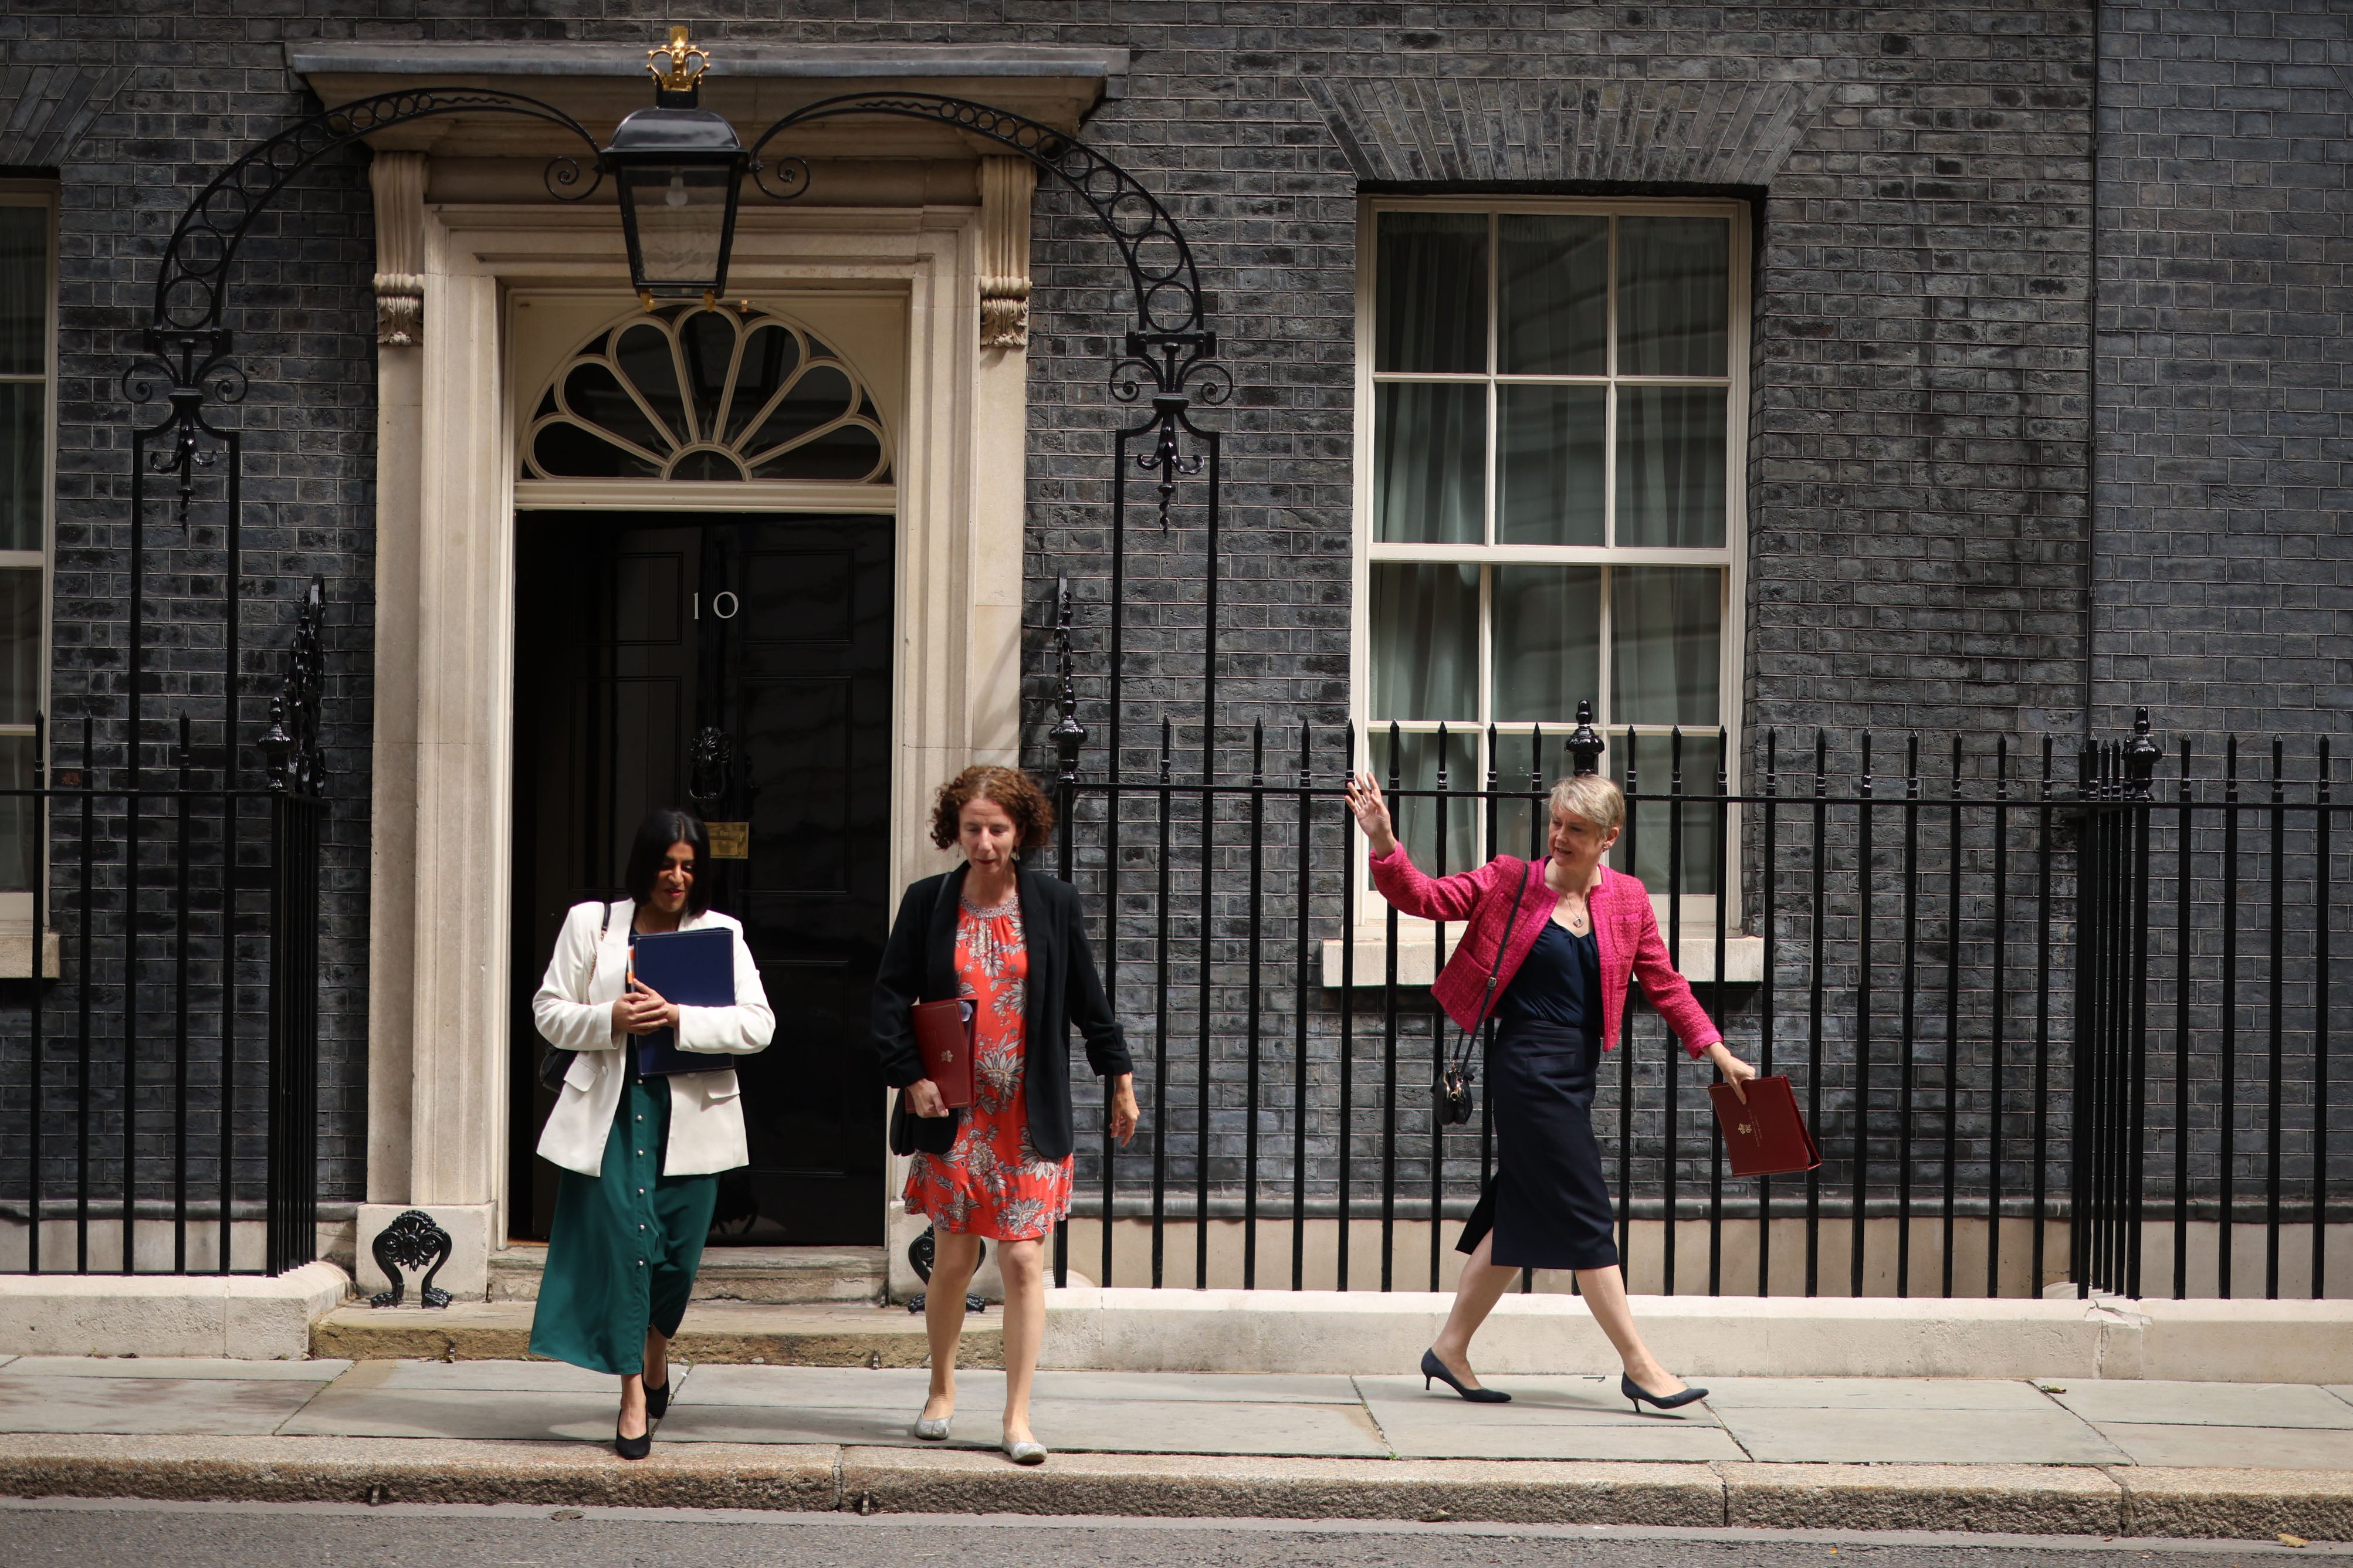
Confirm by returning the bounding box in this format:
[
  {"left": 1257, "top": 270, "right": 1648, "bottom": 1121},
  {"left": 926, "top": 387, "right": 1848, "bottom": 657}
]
[{"left": 629, "top": 926, "right": 738, "bottom": 1076}]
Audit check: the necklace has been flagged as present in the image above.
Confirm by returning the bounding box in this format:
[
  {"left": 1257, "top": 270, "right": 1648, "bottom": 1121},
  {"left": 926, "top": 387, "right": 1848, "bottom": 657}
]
[{"left": 1548, "top": 859, "right": 1597, "bottom": 935}]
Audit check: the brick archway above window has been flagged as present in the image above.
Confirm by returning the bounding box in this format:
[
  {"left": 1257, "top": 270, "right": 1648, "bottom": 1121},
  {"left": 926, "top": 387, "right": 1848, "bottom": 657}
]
[{"left": 520, "top": 303, "right": 893, "bottom": 486}]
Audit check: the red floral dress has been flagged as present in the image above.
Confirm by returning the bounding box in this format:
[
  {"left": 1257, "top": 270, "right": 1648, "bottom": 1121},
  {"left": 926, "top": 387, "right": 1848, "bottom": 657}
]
[{"left": 901, "top": 896, "right": 1074, "bottom": 1241}]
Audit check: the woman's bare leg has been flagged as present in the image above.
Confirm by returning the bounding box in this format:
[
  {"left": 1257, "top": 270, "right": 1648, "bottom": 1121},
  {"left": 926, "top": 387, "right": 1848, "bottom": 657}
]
[
  {"left": 1427, "top": 1231, "right": 1518, "bottom": 1389},
  {"left": 922, "top": 1232, "right": 983, "bottom": 1421},
  {"left": 643, "top": 1325, "right": 670, "bottom": 1390},
  {"left": 997, "top": 1238, "right": 1045, "bottom": 1444},
  {"left": 1572, "top": 1264, "right": 1682, "bottom": 1394}
]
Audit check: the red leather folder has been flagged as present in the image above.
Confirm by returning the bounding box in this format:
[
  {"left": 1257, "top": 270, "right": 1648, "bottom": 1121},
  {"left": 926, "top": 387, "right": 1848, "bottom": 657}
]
[
  {"left": 912, "top": 998, "right": 976, "bottom": 1109},
  {"left": 1708, "top": 1075, "right": 1821, "bottom": 1177}
]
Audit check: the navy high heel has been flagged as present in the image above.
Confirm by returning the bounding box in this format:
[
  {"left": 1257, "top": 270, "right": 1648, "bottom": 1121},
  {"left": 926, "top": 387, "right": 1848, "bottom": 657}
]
[
  {"left": 1621, "top": 1373, "right": 1708, "bottom": 1414},
  {"left": 645, "top": 1377, "right": 669, "bottom": 1420},
  {"left": 614, "top": 1419, "right": 652, "bottom": 1461},
  {"left": 1421, "top": 1347, "right": 1511, "bottom": 1404}
]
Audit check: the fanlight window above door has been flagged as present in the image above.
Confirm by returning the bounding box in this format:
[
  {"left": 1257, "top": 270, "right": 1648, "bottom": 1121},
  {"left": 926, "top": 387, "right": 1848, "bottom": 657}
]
[{"left": 522, "top": 304, "right": 892, "bottom": 485}]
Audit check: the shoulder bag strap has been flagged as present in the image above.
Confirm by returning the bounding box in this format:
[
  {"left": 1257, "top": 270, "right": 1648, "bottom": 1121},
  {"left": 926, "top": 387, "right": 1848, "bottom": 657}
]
[{"left": 1445, "top": 858, "right": 1535, "bottom": 1080}]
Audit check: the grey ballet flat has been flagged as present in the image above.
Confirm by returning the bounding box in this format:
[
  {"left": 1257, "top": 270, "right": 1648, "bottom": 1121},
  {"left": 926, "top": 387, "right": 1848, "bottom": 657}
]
[
  {"left": 1003, "top": 1436, "right": 1048, "bottom": 1465},
  {"left": 912, "top": 1414, "right": 952, "bottom": 1441}
]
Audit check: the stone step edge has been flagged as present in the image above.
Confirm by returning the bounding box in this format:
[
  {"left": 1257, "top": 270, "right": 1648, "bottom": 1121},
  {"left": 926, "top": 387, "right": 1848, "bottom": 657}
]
[
  {"left": 0, "top": 1435, "right": 2345, "bottom": 1541},
  {"left": 485, "top": 1248, "right": 886, "bottom": 1305}
]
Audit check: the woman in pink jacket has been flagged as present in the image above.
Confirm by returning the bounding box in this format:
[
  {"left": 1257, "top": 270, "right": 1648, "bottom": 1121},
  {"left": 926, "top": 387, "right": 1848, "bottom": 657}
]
[{"left": 1345, "top": 767, "right": 1756, "bottom": 1413}]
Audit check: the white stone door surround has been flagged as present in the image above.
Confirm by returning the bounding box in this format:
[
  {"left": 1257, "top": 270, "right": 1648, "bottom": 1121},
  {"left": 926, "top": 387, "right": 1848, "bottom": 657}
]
[{"left": 360, "top": 192, "right": 1029, "bottom": 1290}]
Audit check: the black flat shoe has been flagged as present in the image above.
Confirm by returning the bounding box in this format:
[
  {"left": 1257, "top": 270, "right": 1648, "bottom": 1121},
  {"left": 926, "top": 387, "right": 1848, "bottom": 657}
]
[
  {"left": 1622, "top": 1373, "right": 1708, "bottom": 1414},
  {"left": 615, "top": 1419, "right": 652, "bottom": 1461},
  {"left": 645, "top": 1378, "right": 669, "bottom": 1420},
  {"left": 1421, "top": 1347, "right": 1511, "bottom": 1404}
]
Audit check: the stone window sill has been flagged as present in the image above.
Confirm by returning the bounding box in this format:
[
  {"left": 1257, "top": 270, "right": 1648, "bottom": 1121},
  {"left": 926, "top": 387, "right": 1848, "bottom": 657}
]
[{"left": 0, "top": 929, "right": 60, "bottom": 979}]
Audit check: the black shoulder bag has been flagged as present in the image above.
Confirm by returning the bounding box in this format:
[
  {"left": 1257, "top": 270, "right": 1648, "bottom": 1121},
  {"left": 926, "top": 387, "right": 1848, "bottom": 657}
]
[
  {"left": 1435, "top": 859, "right": 1533, "bottom": 1127},
  {"left": 537, "top": 900, "right": 616, "bottom": 1094}
]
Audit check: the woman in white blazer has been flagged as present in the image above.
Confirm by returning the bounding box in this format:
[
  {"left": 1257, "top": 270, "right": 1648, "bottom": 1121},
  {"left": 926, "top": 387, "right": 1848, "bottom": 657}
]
[{"left": 526, "top": 808, "right": 774, "bottom": 1459}]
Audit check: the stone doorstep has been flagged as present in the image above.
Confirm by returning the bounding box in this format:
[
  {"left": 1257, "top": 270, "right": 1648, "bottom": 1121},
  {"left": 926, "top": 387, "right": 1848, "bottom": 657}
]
[
  {"left": 3, "top": 1434, "right": 2352, "bottom": 1540},
  {"left": 310, "top": 1301, "right": 1002, "bottom": 1369},
  {"left": 486, "top": 1247, "right": 886, "bottom": 1306}
]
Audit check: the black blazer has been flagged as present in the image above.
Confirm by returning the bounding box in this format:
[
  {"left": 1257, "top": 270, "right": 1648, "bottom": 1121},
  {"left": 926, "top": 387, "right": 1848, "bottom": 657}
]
[{"left": 871, "top": 863, "right": 1133, "bottom": 1162}]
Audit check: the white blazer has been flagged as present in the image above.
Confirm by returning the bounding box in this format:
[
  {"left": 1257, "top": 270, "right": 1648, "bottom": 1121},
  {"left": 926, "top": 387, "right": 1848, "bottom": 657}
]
[{"left": 532, "top": 900, "right": 776, "bottom": 1178}]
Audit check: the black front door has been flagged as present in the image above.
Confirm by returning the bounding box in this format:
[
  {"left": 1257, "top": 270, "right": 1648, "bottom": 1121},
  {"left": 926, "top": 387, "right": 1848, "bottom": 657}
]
[{"left": 510, "top": 510, "right": 893, "bottom": 1245}]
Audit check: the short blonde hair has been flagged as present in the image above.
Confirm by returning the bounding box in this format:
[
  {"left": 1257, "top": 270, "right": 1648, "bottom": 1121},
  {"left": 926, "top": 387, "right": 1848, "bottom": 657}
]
[{"left": 1548, "top": 773, "right": 1626, "bottom": 835}]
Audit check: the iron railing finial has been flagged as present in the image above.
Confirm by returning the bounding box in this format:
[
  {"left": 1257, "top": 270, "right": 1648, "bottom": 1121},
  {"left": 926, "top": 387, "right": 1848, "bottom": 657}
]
[
  {"left": 2122, "top": 706, "right": 2161, "bottom": 800},
  {"left": 1567, "top": 699, "right": 1604, "bottom": 777}
]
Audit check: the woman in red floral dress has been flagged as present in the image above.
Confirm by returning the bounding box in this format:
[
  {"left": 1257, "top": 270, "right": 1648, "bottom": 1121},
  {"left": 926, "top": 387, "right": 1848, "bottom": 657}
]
[{"left": 873, "top": 766, "right": 1139, "bottom": 1465}]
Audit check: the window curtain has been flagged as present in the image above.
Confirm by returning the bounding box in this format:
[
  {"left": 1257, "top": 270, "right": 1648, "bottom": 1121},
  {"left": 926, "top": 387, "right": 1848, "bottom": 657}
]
[
  {"left": 1611, "top": 565, "right": 1720, "bottom": 727},
  {"left": 1617, "top": 216, "right": 1728, "bottom": 376},
  {"left": 1370, "top": 562, "right": 1478, "bottom": 722}
]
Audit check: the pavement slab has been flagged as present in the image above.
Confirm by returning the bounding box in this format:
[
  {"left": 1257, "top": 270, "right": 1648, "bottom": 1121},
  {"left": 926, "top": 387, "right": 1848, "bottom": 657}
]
[
  {"left": 1367, "top": 1401, "right": 1745, "bottom": 1462},
  {"left": 0, "top": 1372, "right": 330, "bottom": 1436},
  {"left": 1719, "top": 1461, "right": 2124, "bottom": 1535},
  {"left": 669, "top": 1364, "right": 967, "bottom": 1410},
  {"left": 1713, "top": 1404, "right": 2131, "bottom": 1465},
  {"left": 2051, "top": 1380, "right": 2353, "bottom": 1430},
  {"left": 1355, "top": 1371, "right": 1667, "bottom": 1417},
  {"left": 1017, "top": 1397, "right": 1388, "bottom": 1458},
  {"left": 1699, "top": 1376, "right": 2057, "bottom": 1410},
  {"left": 651, "top": 1402, "right": 939, "bottom": 1448},
  {"left": 2094, "top": 1424, "right": 2353, "bottom": 1472},
  {"left": 355, "top": 1358, "right": 635, "bottom": 1394},
  {"left": 274, "top": 1386, "right": 622, "bottom": 1442}
]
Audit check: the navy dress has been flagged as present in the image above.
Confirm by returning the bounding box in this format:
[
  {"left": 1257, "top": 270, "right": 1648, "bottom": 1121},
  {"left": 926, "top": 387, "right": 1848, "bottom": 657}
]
[{"left": 1455, "top": 917, "right": 1620, "bottom": 1271}]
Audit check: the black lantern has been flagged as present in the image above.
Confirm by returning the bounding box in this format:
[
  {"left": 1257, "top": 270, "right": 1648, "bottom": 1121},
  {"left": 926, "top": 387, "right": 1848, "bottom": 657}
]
[{"left": 603, "top": 27, "right": 749, "bottom": 307}]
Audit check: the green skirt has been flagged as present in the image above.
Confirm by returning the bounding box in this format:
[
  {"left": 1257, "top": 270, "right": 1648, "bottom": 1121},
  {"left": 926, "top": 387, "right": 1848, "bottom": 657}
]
[{"left": 528, "top": 1066, "right": 717, "bottom": 1376}]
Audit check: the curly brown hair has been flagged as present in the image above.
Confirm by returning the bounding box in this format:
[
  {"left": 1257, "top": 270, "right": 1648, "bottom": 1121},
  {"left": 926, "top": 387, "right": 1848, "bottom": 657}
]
[{"left": 929, "top": 764, "right": 1057, "bottom": 851}]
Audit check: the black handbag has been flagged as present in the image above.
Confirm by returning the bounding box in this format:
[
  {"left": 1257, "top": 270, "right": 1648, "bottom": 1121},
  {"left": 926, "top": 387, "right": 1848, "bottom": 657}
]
[
  {"left": 1436, "top": 859, "right": 1533, "bottom": 1127},
  {"left": 537, "top": 900, "right": 616, "bottom": 1094}
]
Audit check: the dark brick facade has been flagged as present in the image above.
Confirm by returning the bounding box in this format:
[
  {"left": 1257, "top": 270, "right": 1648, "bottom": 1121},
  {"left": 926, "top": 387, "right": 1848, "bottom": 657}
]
[
  {"left": 0, "top": 2, "right": 2338, "bottom": 1222},
  {"left": 2093, "top": 0, "right": 2352, "bottom": 744}
]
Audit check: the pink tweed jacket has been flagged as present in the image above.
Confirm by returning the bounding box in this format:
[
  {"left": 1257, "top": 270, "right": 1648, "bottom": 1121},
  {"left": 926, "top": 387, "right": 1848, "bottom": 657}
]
[{"left": 1368, "top": 845, "right": 1722, "bottom": 1059}]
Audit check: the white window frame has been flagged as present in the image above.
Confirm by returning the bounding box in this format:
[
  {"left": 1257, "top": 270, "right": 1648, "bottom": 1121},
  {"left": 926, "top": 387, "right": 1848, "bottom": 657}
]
[
  {"left": 1348, "top": 194, "right": 1751, "bottom": 949},
  {"left": 0, "top": 181, "right": 55, "bottom": 942}
]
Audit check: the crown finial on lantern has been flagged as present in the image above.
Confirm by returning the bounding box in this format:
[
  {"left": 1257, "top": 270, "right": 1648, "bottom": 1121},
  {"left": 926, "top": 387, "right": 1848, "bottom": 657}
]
[{"left": 648, "top": 25, "right": 712, "bottom": 97}]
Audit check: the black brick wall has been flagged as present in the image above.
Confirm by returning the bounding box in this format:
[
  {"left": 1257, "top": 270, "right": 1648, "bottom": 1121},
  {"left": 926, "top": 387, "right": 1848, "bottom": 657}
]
[
  {"left": 2093, "top": 0, "right": 2353, "bottom": 745},
  {"left": 0, "top": 1, "right": 2337, "bottom": 1226}
]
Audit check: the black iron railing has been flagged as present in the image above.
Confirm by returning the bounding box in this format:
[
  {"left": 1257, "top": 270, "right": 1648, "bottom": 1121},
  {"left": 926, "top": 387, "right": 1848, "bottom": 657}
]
[
  {"left": 0, "top": 589, "right": 327, "bottom": 1278},
  {"left": 1047, "top": 697, "right": 2346, "bottom": 1301}
]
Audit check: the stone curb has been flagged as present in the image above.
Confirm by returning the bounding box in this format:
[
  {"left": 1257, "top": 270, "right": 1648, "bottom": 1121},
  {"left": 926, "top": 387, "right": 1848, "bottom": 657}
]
[
  {"left": 838, "top": 1447, "right": 1723, "bottom": 1523},
  {"left": 2114, "top": 1467, "right": 2353, "bottom": 1542},
  {"left": 3, "top": 1434, "right": 2351, "bottom": 1540},
  {"left": 1719, "top": 1461, "right": 2122, "bottom": 1535}
]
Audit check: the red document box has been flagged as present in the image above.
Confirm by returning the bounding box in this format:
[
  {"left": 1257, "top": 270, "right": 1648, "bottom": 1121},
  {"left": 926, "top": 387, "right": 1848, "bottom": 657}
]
[
  {"left": 1708, "top": 1075, "right": 1822, "bottom": 1177},
  {"left": 912, "top": 998, "right": 975, "bottom": 1109}
]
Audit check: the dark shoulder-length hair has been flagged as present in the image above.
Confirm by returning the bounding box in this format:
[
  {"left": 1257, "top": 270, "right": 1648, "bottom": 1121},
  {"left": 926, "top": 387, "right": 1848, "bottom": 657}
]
[{"left": 624, "top": 808, "right": 712, "bottom": 912}]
